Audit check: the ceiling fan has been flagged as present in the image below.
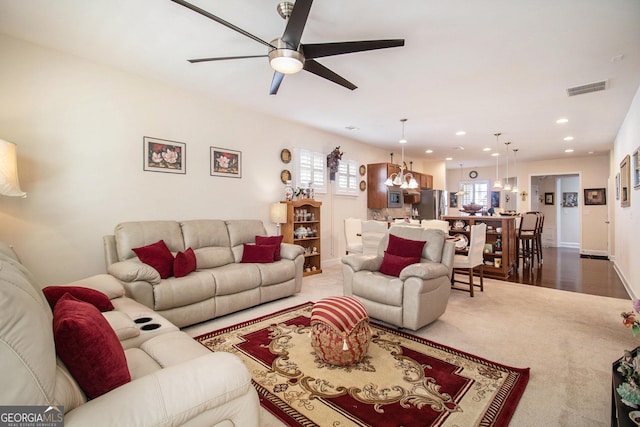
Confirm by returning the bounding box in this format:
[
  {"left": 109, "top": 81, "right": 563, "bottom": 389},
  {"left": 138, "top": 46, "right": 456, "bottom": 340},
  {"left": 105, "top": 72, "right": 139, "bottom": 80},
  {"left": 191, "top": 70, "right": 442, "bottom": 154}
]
[{"left": 170, "top": 0, "right": 405, "bottom": 95}]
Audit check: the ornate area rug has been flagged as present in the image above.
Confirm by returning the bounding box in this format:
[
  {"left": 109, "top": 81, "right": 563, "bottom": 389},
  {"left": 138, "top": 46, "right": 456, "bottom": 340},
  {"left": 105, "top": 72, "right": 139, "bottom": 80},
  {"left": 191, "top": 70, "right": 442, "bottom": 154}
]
[{"left": 196, "top": 302, "right": 529, "bottom": 427}]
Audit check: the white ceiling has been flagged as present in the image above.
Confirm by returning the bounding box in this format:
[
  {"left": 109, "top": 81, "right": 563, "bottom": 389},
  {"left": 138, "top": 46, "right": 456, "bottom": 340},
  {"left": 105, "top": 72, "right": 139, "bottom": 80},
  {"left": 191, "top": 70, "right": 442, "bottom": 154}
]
[{"left": 1, "top": 0, "right": 639, "bottom": 168}]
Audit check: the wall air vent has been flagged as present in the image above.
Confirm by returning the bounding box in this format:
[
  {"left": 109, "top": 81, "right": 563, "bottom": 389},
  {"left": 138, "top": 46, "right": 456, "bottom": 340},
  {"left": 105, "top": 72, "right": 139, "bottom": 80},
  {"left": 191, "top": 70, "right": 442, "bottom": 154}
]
[{"left": 566, "top": 80, "right": 607, "bottom": 97}]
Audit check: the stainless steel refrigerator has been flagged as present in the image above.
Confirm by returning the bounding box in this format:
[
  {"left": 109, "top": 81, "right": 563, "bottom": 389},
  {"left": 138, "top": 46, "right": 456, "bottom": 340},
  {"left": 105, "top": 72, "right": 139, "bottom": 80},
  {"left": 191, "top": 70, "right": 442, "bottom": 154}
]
[{"left": 412, "top": 189, "right": 447, "bottom": 220}]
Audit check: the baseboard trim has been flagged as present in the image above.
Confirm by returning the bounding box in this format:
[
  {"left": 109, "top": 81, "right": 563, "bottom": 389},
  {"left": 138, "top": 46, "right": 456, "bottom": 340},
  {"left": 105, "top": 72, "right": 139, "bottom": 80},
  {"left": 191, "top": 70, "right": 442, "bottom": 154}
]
[
  {"left": 579, "top": 254, "right": 610, "bottom": 260},
  {"left": 613, "top": 262, "right": 634, "bottom": 300}
]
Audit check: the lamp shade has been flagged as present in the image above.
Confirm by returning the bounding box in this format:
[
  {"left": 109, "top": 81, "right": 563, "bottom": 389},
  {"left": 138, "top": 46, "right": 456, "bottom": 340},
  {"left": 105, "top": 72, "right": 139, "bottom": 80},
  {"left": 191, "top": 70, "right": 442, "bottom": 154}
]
[
  {"left": 270, "top": 203, "right": 288, "bottom": 224},
  {"left": 0, "top": 139, "right": 27, "bottom": 198}
]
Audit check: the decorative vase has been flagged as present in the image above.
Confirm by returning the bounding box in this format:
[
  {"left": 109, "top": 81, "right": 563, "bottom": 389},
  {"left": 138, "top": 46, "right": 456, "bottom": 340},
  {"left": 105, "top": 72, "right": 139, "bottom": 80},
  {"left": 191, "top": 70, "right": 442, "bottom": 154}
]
[{"left": 284, "top": 180, "right": 293, "bottom": 202}]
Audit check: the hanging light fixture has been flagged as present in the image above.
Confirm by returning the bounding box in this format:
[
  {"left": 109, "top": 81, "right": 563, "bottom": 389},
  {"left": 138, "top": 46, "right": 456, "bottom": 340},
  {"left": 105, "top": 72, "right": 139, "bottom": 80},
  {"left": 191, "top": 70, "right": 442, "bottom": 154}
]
[
  {"left": 511, "top": 148, "right": 519, "bottom": 193},
  {"left": 493, "top": 132, "right": 502, "bottom": 189},
  {"left": 503, "top": 141, "right": 512, "bottom": 191},
  {"left": 455, "top": 163, "right": 466, "bottom": 195},
  {"left": 385, "top": 119, "right": 419, "bottom": 189}
]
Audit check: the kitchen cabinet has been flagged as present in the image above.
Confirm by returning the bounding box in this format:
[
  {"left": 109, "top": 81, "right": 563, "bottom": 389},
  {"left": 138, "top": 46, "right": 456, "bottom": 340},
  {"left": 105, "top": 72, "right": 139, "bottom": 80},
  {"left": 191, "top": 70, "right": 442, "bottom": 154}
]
[
  {"left": 367, "top": 163, "right": 433, "bottom": 208},
  {"left": 281, "top": 199, "right": 322, "bottom": 276},
  {"left": 442, "top": 215, "right": 517, "bottom": 279}
]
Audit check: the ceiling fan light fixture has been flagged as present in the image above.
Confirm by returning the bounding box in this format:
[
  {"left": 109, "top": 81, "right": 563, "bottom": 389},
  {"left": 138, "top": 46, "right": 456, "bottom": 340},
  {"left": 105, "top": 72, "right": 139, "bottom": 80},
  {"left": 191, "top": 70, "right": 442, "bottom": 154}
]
[{"left": 269, "top": 49, "right": 304, "bottom": 74}]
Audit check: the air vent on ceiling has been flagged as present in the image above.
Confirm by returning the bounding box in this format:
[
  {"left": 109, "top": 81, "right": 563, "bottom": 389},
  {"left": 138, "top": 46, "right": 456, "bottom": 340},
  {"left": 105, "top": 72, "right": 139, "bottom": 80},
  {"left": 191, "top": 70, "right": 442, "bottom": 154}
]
[{"left": 566, "top": 80, "right": 607, "bottom": 97}]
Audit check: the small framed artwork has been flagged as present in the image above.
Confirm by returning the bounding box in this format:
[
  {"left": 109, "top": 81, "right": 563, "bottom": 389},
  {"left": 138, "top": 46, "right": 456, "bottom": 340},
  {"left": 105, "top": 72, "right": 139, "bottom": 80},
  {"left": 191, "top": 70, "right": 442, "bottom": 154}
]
[
  {"left": 616, "top": 173, "right": 620, "bottom": 200},
  {"left": 449, "top": 192, "right": 458, "bottom": 208},
  {"left": 490, "top": 191, "right": 500, "bottom": 208},
  {"left": 562, "top": 192, "right": 578, "bottom": 207},
  {"left": 544, "top": 192, "right": 554, "bottom": 205},
  {"left": 584, "top": 188, "right": 606, "bottom": 205},
  {"left": 143, "top": 136, "right": 186, "bottom": 174},
  {"left": 211, "top": 147, "right": 241, "bottom": 178},
  {"left": 633, "top": 148, "right": 640, "bottom": 189}
]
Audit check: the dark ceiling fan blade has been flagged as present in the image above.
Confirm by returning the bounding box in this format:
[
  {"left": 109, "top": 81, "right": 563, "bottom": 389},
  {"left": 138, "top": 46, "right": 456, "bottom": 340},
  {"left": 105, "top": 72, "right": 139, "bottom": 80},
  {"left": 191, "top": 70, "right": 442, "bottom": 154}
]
[
  {"left": 270, "top": 72, "right": 285, "bottom": 95},
  {"left": 170, "top": 0, "right": 275, "bottom": 50},
  {"left": 303, "top": 59, "right": 357, "bottom": 90},
  {"left": 302, "top": 39, "right": 405, "bottom": 59},
  {"left": 281, "top": 0, "right": 313, "bottom": 49},
  {"left": 188, "top": 55, "right": 267, "bottom": 63}
]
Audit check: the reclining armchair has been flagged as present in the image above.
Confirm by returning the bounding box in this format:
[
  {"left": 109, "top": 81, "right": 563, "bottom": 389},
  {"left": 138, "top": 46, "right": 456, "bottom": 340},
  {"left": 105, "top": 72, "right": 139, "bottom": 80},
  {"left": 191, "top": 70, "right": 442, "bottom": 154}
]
[{"left": 341, "top": 225, "right": 455, "bottom": 330}]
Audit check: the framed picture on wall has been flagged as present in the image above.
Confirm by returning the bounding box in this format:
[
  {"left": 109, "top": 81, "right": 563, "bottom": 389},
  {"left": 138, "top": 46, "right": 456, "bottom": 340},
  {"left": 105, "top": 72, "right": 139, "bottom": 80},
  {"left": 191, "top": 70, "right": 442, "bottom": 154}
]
[
  {"left": 491, "top": 191, "right": 500, "bottom": 208},
  {"left": 544, "top": 192, "right": 554, "bottom": 205},
  {"left": 210, "top": 147, "right": 241, "bottom": 178},
  {"left": 584, "top": 188, "right": 606, "bottom": 205},
  {"left": 449, "top": 192, "right": 458, "bottom": 208},
  {"left": 143, "top": 136, "right": 186, "bottom": 174},
  {"left": 562, "top": 192, "right": 578, "bottom": 207}
]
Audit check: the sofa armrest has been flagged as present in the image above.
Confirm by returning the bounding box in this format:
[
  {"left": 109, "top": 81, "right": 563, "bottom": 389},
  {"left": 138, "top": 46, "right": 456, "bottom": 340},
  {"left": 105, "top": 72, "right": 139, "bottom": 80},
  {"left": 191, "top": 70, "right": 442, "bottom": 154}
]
[
  {"left": 64, "top": 352, "right": 259, "bottom": 427},
  {"left": 399, "top": 262, "right": 450, "bottom": 281},
  {"left": 107, "top": 260, "right": 161, "bottom": 285},
  {"left": 341, "top": 254, "right": 382, "bottom": 272},
  {"left": 63, "top": 274, "right": 126, "bottom": 300},
  {"left": 280, "top": 242, "right": 304, "bottom": 260}
]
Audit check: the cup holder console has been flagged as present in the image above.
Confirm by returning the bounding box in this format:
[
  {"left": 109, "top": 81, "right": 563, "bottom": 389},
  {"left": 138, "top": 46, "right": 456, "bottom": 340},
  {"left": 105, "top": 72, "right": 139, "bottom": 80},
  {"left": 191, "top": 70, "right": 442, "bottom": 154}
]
[
  {"left": 140, "top": 323, "right": 161, "bottom": 331},
  {"left": 134, "top": 317, "right": 153, "bottom": 324}
]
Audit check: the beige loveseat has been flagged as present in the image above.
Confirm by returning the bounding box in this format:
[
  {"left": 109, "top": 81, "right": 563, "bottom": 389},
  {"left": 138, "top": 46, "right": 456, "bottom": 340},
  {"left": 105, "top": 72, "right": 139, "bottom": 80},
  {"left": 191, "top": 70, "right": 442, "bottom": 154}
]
[
  {"left": 342, "top": 225, "right": 455, "bottom": 330},
  {"left": 104, "top": 219, "right": 304, "bottom": 328},
  {"left": 0, "top": 242, "right": 259, "bottom": 426}
]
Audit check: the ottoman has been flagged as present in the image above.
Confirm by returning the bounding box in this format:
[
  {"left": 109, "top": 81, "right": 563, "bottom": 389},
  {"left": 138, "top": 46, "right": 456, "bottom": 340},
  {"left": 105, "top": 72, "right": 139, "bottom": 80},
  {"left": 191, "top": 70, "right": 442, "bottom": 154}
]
[{"left": 310, "top": 296, "right": 371, "bottom": 366}]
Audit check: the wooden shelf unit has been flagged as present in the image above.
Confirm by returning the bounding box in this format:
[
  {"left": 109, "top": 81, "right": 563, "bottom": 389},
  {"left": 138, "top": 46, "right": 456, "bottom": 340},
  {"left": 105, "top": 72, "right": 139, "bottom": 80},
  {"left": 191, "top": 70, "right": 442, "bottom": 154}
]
[
  {"left": 281, "top": 199, "right": 322, "bottom": 277},
  {"left": 442, "top": 215, "right": 517, "bottom": 280}
]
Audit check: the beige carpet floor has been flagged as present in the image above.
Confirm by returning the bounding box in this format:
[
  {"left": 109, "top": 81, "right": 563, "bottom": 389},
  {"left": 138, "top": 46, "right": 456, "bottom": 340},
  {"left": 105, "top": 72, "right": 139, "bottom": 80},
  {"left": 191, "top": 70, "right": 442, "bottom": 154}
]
[{"left": 185, "top": 264, "right": 637, "bottom": 427}]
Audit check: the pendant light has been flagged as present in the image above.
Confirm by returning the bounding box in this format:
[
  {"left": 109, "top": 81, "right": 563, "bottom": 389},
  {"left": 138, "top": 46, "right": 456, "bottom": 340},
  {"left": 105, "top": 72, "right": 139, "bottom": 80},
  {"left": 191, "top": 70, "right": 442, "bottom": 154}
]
[
  {"left": 455, "top": 163, "right": 466, "bottom": 195},
  {"left": 493, "top": 132, "right": 502, "bottom": 189},
  {"left": 511, "top": 148, "right": 519, "bottom": 193},
  {"left": 503, "top": 141, "right": 512, "bottom": 191},
  {"left": 385, "top": 119, "right": 419, "bottom": 189}
]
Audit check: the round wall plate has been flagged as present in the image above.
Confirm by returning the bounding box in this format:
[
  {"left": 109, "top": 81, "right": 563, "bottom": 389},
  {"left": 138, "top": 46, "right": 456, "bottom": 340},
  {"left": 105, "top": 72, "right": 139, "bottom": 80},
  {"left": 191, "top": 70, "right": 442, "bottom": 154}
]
[
  {"left": 280, "top": 148, "right": 292, "bottom": 164},
  {"left": 469, "top": 170, "right": 478, "bottom": 179},
  {"left": 280, "top": 169, "right": 291, "bottom": 184},
  {"left": 359, "top": 165, "right": 366, "bottom": 176},
  {"left": 359, "top": 180, "right": 367, "bottom": 191}
]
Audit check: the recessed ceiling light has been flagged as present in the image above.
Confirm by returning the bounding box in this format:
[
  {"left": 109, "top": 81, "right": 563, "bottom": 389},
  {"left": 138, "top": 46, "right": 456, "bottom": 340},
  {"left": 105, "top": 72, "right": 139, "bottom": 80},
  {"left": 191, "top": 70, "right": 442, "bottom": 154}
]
[
  {"left": 482, "top": 147, "right": 491, "bottom": 152},
  {"left": 491, "top": 152, "right": 500, "bottom": 157},
  {"left": 456, "top": 131, "right": 466, "bottom": 136},
  {"left": 445, "top": 157, "right": 453, "bottom": 161},
  {"left": 453, "top": 146, "right": 464, "bottom": 150},
  {"left": 556, "top": 118, "right": 569, "bottom": 124},
  {"left": 563, "top": 136, "right": 574, "bottom": 141},
  {"left": 425, "top": 149, "right": 433, "bottom": 154},
  {"left": 565, "top": 149, "right": 574, "bottom": 153},
  {"left": 588, "top": 151, "right": 594, "bottom": 154}
]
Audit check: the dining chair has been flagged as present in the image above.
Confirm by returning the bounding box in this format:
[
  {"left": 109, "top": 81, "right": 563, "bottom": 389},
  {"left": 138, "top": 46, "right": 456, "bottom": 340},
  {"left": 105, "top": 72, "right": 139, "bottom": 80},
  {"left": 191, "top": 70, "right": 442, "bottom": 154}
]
[
  {"left": 361, "top": 220, "right": 388, "bottom": 255},
  {"left": 451, "top": 223, "right": 487, "bottom": 297},
  {"left": 344, "top": 218, "right": 363, "bottom": 255}
]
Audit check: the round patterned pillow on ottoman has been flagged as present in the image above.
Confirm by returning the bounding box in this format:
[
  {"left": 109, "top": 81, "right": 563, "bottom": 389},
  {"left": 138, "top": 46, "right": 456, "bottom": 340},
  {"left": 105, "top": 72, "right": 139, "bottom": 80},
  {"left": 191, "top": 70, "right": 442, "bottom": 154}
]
[{"left": 310, "top": 296, "right": 371, "bottom": 366}]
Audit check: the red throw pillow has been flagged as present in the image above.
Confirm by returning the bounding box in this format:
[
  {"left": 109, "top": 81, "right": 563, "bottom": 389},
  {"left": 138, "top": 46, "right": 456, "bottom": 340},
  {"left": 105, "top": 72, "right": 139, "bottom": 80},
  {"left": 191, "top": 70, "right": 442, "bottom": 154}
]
[
  {"left": 174, "top": 247, "right": 197, "bottom": 278},
  {"left": 53, "top": 293, "right": 131, "bottom": 399},
  {"left": 386, "top": 234, "right": 426, "bottom": 258},
  {"left": 241, "top": 244, "right": 278, "bottom": 263},
  {"left": 255, "top": 235, "right": 284, "bottom": 261},
  {"left": 43, "top": 286, "right": 114, "bottom": 312},
  {"left": 132, "top": 240, "right": 174, "bottom": 279},
  {"left": 379, "top": 251, "right": 420, "bottom": 277}
]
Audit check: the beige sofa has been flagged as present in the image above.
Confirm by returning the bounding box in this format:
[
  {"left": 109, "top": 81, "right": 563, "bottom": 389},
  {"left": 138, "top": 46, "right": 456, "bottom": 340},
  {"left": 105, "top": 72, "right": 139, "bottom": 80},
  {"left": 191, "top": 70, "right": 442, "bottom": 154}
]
[
  {"left": 104, "top": 219, "right": 305, "bottom": 328},
  {"left": 0, "top": 242, "right": 259, "bottom": 426},
  {"left": 342, "top": 225, "right": 455, "bottom": 330}
]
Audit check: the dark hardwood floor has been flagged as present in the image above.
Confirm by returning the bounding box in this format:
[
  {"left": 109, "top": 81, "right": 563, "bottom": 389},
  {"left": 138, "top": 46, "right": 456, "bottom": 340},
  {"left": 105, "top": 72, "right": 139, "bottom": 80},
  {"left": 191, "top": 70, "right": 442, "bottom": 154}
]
[{"left": 508, "top": 246, "right": 629, "bottom": 299}]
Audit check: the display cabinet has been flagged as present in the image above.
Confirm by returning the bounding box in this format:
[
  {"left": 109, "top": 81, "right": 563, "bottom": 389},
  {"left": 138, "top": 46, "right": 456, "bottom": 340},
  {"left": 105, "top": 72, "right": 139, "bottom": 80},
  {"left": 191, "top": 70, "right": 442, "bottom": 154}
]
[
  {"left": 281, "top": 199, "right": 322, "bottom": 276},
  {"left": 442, "top": 215, "right": 517, "bottom": 279}
]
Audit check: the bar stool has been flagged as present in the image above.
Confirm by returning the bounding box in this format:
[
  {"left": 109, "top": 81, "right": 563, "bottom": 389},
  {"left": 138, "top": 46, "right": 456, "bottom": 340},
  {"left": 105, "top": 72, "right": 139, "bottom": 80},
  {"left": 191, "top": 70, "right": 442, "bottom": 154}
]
[{"left": 517, "top": 212, "right": 540, "bottom": 267}]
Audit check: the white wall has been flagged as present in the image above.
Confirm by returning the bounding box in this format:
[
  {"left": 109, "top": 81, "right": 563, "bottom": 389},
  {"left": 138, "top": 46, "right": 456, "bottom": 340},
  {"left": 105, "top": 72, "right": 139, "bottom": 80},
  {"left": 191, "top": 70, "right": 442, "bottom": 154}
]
[
  {"left": 0, "top": 34, "right": 392, "bottom": 284},
  {"left": 613, "top": 85, "right": 640, "bottom": 297}
]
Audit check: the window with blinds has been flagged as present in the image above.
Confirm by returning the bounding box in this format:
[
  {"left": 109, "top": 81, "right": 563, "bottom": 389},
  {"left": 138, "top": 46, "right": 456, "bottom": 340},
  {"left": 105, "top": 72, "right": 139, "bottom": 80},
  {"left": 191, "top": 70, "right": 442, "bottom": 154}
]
[
  {"left": 334, "top": 159, "right": 358, "bottom": 196},
  {"left": 459, "top": 180, "right": 490, "bottom": 207},
  {"left": 293, "top": 148, "right": 326, "bottom": 194}
]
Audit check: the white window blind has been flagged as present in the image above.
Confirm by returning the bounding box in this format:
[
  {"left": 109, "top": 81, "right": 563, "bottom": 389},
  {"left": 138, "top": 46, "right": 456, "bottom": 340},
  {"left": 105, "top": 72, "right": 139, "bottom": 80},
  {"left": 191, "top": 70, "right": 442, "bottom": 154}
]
[
  {"left": 293, "top": 148, "right": 326, "bottom": 194},
  {"left": 334, "top": 159, "right": 358, "bottom": 196},
  {"left": 459, "top": 180, "right": 490, "bottom": 207}
]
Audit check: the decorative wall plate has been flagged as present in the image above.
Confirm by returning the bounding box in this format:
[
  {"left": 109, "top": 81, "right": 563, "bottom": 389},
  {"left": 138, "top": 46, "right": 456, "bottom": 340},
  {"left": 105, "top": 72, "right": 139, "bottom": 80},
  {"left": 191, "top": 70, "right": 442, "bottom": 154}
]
[
  {"left": 280, "top": 148, "right": 292, "bottom": 164},
  {"left": 359, "top": 180, "right": 367, "bottom": 191},
  {"left": 453, "top": 220, "right": 465, "bottom": 229},
  {"left": 280, "top": 169, "right": 291, "bottom": 184},
  {"left": 359, "top": 165, "right": 366, "bottom": 176},
  {"left": 452, "top": 234, "right": 469, "bottom": 249}
]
